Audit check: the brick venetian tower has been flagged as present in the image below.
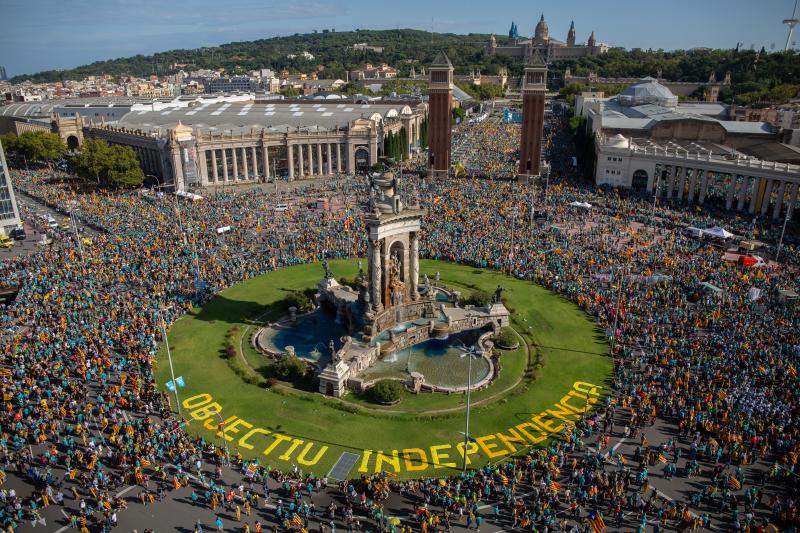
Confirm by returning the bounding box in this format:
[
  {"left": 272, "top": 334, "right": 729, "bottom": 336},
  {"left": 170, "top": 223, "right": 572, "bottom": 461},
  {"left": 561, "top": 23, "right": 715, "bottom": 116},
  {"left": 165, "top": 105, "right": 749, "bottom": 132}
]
[
  {"left": 427, "top": 51, "right": 454, "bottom": 178},
  {"left": 518, "top": 51, "right": 548, "bottom": 176}
]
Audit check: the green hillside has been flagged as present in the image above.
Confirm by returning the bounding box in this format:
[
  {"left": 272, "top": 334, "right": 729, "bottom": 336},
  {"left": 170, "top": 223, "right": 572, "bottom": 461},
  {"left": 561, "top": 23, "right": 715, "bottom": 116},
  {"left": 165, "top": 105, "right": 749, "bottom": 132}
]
[{"left": 12, "top": 29, "right": 800, "bottom": 105}]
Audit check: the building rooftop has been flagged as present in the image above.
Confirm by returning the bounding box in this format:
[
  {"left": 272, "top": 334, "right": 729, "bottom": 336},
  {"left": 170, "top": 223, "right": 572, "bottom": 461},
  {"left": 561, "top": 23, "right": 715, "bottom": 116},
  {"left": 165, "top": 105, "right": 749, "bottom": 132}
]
[
  {"left": 111, "top": 101, "right": 418, "bottom": 134},
  {"left": 592, "top": 95, "right": 772, "bottom": 137},
  {"left": 618, "top": 77, "right": 678, "bottom": 107},
  {"left": 430, "top": 51, "right": 453, "bottom": 69}
]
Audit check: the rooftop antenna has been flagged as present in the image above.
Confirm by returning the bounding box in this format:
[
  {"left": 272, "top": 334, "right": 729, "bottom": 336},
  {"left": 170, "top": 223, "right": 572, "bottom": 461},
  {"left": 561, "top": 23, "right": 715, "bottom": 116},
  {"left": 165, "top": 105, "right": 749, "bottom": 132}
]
[{"left": 785, "top": 0, "right": 799, "bottom": 50}]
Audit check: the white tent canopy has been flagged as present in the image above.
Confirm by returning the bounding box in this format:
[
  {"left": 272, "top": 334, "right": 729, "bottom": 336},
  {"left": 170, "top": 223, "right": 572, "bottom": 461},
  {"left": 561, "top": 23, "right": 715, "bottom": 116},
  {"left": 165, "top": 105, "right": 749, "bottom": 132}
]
[
  {"left": 176, "top": 191, "right": 204, "bottom": 201},
  {"left": 568, "top": 201, "right": 593, "bottom": 209},
  {"left": 703, "top": 226, "right": 734, "bottom": 239}
]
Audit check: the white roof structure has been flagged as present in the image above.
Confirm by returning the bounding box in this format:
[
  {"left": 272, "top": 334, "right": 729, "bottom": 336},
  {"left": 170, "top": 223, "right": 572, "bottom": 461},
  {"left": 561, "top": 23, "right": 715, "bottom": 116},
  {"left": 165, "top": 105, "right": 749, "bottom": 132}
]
[
  {"left": 703, "top": 226, "right": 734, "bottom": 239},
  {"left": 606, "top": 133, "right": 629, "bottom": 148},
  {"left": 618, "top": 77, "right": 679, "bottom": 107},
  {"left": 111, "top": 101, "right": 418, "bottom": 134},
  {"left": 583, "top": 78, "right": 774, "bottom": 141}
]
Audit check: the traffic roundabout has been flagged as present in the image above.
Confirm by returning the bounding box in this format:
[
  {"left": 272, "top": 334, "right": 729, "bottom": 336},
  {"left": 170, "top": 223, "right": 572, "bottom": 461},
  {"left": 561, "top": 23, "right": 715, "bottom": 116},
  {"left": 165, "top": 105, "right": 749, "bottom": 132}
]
[{"left": 156, "top": 259, "right": 612, "bottom": 479}]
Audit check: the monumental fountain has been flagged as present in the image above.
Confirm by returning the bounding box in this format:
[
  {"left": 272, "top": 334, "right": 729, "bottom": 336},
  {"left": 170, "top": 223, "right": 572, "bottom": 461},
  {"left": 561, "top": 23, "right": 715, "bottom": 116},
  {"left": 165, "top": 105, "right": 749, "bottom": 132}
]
[{"left": 255, "top": 172, "right": 510, "bottom": 397}]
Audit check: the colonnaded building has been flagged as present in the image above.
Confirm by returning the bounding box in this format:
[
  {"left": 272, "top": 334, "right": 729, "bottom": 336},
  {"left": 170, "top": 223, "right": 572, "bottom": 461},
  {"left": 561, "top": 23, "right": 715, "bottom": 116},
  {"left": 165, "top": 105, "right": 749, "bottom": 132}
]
[
  {"left": 487, "top": 15, "right": 608, "bottom": 62},
  {"left": 578, "top": 78, "right": 800, "bottom": 220},
  {"left": 0, "top": 95, "right": 427, "bottom": 190}
]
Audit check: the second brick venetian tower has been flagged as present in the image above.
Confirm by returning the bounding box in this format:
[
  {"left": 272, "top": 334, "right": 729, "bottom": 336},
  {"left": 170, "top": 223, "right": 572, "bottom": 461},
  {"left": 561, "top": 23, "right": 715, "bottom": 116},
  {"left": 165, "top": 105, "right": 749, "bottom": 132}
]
[
  {"left": 427, "top": 51, "right": 454, "bottom": 178},
  {"left": 518, "top": 50, "right": 548, "bottom": 176}
]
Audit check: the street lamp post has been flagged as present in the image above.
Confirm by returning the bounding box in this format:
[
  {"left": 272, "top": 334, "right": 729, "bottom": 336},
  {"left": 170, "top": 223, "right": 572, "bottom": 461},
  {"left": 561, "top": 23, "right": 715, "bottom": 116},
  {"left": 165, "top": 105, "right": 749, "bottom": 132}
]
[
  {"left": 460, "top": 347, "right": 480, "bottom": 474},
  {"left": 529, "top": 184, "right": 536, "bottom": 228},
  {"left": 156, "top": 307, "right": 181, "bottom": 415},
  {"left": 776, "top": 208, "right": 791, "bottom": 262},
  {"left": 610, "top": 265, "right": 627, "bottom": 355},
  {"left": 214, "top": 411, "right": 229, "bottom": 465},
  {"left": 67, "top": 202, "right": 85, "bottom": 265},
  {"left": 153, "top": 182, "right": 203, "bottom": 286},
  {"left": 650, "top": 172, "right": 661, "bottom": 237},
  {"left": 508, "top": 207, "right": 518, "bottom": 275}
]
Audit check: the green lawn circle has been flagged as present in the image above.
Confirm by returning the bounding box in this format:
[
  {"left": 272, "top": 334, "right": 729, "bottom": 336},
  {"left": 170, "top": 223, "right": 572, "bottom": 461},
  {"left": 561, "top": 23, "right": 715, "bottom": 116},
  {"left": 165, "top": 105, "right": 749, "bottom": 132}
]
[{"left": 157, "top": 259, "right": 612, "bottom": 478}]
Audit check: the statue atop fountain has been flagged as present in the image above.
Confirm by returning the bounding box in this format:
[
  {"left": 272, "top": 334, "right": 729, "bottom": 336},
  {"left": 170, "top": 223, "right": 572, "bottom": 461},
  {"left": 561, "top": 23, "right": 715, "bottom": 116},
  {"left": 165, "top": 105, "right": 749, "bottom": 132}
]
[{"left": 493, "top": 285, "right": 505, "bottom": 304}]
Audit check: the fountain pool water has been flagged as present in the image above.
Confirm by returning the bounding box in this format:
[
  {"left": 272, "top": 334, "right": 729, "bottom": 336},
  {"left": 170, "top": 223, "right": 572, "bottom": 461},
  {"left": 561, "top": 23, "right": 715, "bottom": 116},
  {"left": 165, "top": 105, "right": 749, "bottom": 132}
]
[
  {"left": 261, "top": 310, "right": 353, "bottom": 362},
  {"left": 360, "top": 330, "right": 490, "bottom": 389},
  {"left": 259, "top": 310, "right": 491, "bottom": 389}
]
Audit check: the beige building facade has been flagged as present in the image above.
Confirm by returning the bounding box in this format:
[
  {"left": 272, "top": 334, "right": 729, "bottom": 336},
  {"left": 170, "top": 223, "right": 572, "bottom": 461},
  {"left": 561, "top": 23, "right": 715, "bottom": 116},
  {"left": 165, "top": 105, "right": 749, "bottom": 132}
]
[{"left": 79, "top": 100, "right": 426, "bottom": 190}]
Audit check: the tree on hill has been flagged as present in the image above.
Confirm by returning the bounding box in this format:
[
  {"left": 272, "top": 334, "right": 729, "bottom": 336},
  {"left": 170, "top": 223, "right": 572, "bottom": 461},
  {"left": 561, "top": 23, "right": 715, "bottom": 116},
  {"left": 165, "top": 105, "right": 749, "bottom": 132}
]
[
  {"left": 73, "top": 138, "right": 144, "bottom": 188},
  {"left": 552, "top": 48, "right": 800, "bottom": 105}
]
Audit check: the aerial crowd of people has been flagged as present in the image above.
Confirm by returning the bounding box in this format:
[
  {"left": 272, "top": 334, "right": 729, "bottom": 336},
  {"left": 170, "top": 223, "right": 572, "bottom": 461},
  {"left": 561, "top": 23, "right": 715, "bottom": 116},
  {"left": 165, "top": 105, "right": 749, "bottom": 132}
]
[{"left": 0, "top": 110, "right": 798, "bottom": 532}]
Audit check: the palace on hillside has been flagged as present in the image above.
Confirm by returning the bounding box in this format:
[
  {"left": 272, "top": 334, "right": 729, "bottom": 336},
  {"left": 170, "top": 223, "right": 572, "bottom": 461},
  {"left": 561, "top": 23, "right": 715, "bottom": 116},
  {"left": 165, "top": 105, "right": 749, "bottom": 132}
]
[{"left": 488, "top": 15, "right": 608, "bottom": 63}]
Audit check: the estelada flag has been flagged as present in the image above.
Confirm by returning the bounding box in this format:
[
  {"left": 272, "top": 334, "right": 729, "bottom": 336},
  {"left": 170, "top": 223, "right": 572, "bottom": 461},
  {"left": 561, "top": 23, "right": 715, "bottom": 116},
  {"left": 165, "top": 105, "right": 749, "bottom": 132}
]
[
  {"left": 587, "top": 510, "right": 606, "bottom": 532},
  {"left": 729, "top": 477, "right": 741, "bottom": 490},
  {"left": 548, "top": 481, "right": 561, "bottom": 493},
  {"left": 658, "top": 454, "right": 668, "bottom": 464},
  {"left": 789, "top": 366, "right": 798, "bottom": 378},
  {"left": 140, "top": 459, "right": 151, "bottom": 467}
]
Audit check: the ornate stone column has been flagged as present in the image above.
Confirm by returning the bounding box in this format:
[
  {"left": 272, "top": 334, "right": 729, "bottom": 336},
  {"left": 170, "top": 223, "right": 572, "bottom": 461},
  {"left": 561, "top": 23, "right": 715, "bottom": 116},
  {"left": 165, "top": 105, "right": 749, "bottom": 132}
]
[
  {"left": 676, "top": 167, "right": 687, "bottom": 201},
  {"left": 698, "top": 171, "right": 710, "bottom": 204},
  {"left": 748, "top": 178, "right": 760, "bottom": 214},
  {"left": 761, "top": 179, "right": 774, "bottom": 216},
  {"left": 211, "top": 149, "right": 218, "bottom": 182},
  {"left": 737, "top": 176, "right": 749, "bottom": 211},
  {"left": 307, "top": 143, "right": 314, "bottom": 177},
  {"left": 370, "top": 239, "right": 382, "bottom": 311},
  {"left": 240, "top": 147, "right": 249, "bottom": 180},
  {"left": 287, "top": 143, "right": 294, "bottom": 180},
  {"left": 787, "top": 183, "right": 799, "bottom": 220},
  {"left": 347, "top": 142, "right": 356, "bottom": 173},
  {"left": 773, "top": 180, "right": 787, "bottom": 220},
  {"left": 687, "top": 169, "right": 698, "bottom": 203},
  {"left": 262, "top": 144, "right": 270, "bottom": 178},
  {"left": 337, "top": 144, "right": 343, "bottom": 173},
  {"left": 369, "top": 134, "right": 378, "bottom": 167},
  {"left": 666, "top": 166, "right": 676, "bottom": 199},
  {"left": 317, "top": 143, "right": 323, "bottom": 175},
  {"left": 251, "top": 146, "right": 259, "bottom": 179},
  {"left": 232, "top": 147, "right": 239, "bottom": 181},
  {"left": 725, "top": 174, "right": 736, "bottom": 210},
  {"left": 221, "top": 149, "right": 229, "bottom": 181},
  {"left": 327, "top": 143, "right": 333, "bottom": 175},
  {"left": 297, "top": 144, "right": 304, "bottom": 177},
  {"left": 409, "top": 232, "right": 419, "bottom": 301}
]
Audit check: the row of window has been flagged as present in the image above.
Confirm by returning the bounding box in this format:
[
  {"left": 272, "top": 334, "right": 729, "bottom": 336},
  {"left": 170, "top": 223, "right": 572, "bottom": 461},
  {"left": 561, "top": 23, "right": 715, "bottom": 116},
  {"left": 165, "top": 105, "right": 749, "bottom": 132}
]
[
  {"left": 604, "top": 169, "right": 622, "bottom": 175},
  {"left": 606, "top": 156, "right": 623, "bottom": 162}
]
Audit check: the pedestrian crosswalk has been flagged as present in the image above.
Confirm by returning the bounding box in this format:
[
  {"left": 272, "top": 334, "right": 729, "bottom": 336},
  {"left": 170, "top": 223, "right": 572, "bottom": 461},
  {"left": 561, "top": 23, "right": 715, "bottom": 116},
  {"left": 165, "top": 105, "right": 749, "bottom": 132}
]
[{"left": 327, "top": 452, "right": 360, "bottom": 481}]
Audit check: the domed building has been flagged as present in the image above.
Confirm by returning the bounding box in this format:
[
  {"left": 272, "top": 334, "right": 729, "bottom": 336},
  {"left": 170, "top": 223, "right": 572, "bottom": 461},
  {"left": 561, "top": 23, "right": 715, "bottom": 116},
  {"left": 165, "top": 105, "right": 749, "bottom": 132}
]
[
  {"left": 534, "top": 15, "right": 549, "bottom": 42},
  {"left": 618, "top": 77, "right": 679, "bottom": 107},
  {"left": 487, "top": 14, "right": 608, "bottom": 62}
]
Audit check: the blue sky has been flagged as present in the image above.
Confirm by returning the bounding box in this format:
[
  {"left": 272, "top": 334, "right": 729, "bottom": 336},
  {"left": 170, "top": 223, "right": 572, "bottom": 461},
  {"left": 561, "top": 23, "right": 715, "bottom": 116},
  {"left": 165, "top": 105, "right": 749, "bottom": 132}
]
[{"left": 0, "top": 0, "right": 795, "bottom": 77}]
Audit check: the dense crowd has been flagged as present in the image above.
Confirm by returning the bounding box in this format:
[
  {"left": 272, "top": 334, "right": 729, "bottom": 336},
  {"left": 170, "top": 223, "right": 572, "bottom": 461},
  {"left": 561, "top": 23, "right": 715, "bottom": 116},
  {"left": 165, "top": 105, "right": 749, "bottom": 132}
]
[
  {"left": 451, "top": 118, "right": 520, "bottom": 179},
  {"left": 0, "top": 113, "right": 798, "bottom": 532}
]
